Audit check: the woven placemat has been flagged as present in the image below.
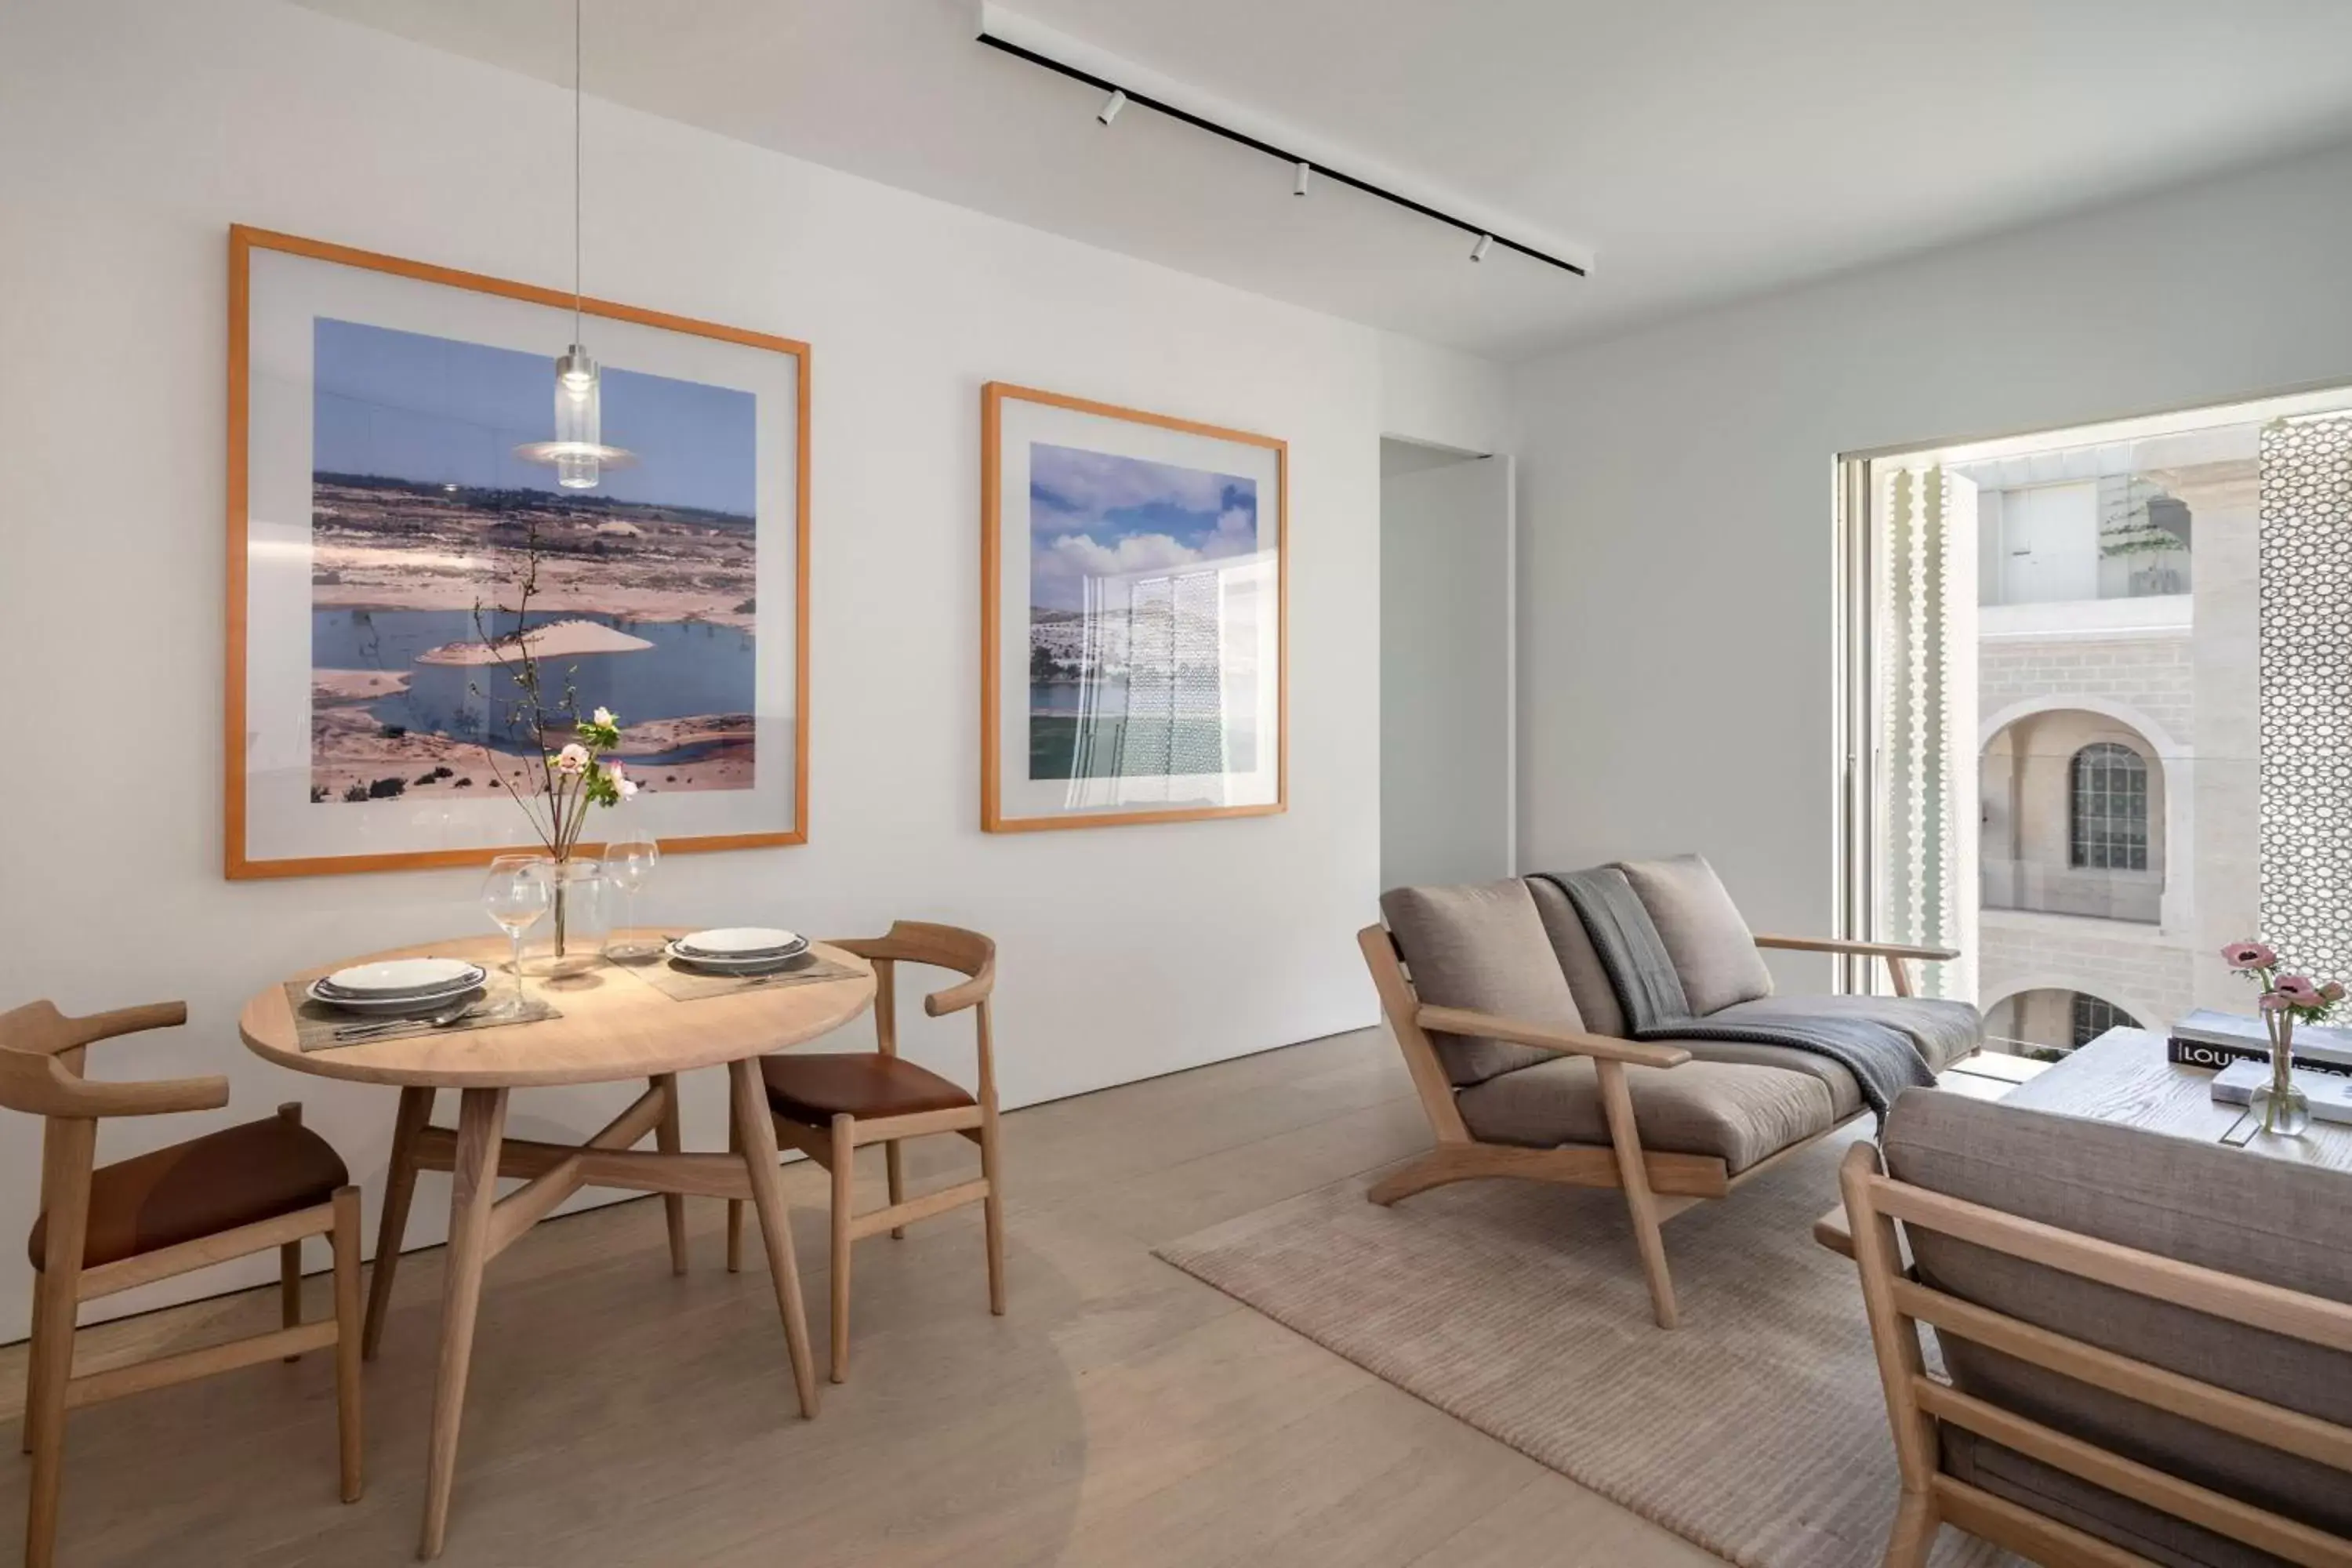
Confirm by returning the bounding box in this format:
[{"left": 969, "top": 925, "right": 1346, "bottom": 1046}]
[
  {"left": 615, "top": 947, "right": 862, "bottom": 1003},
  {"left": 281, "top": 981, "right": 561, "bottom": 1052}
]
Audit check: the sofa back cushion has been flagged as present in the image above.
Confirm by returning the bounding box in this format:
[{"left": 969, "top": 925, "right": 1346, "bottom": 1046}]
[
  {"left": 1379, "top": 880, "right": 1584, "bottom": 1087},
  {"left": 1617, "top": 854, "right": 1773, "bottom": 1015},
  {"left": 1523, "top": 874, "right": 1628, "bottom": 1038},
  {"left": 1884, "top": 1091, "right": 2352, "bottom": 1553}
]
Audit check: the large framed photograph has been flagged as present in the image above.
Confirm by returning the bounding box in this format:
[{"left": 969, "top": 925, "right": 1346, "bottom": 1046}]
[
  {"left": 226, "top": 227, "right": 808, "bottom": 878},
  {"left": 981, "top": 383, "right": 1286, "bottom": 832}
]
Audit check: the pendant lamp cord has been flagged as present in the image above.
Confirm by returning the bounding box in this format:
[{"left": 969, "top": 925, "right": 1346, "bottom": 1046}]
[{"left": 572, "top": 0, "right": 583, "bottom": 343}]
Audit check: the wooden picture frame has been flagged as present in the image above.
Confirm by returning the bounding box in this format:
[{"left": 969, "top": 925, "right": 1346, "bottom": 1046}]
[
  {"left": 226, "top": 226, "right": 810, "bottom": 879},
  {"left": 980, "top": 382, "right": 1287, "bottom": 833}
]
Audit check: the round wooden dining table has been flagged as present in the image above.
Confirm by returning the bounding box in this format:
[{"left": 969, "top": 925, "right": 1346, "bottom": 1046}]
[{"left": 238, "top": 929, "right": 876, "bottom": 1559}]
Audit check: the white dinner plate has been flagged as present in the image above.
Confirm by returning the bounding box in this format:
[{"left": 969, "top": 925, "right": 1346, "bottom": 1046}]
[
  {"left": 664, "top": 941, "right": 810, "bottom": 975},
  {"left": 307, "top": 977, "right": 485, "bottom": 1014},
  {"left": 321, "top": 957, "right": 486, "bottom": 998},
  {"left": 676, "top": 927, "right": 803, "bottom": 958}
]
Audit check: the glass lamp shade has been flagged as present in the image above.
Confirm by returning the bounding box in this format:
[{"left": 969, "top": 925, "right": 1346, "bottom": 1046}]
[
  {"left": 554, "top": 347, "right": 601, "bottom": 488},
  {"left": 511, "top": 343, "right": 637, "bottom": 488}
]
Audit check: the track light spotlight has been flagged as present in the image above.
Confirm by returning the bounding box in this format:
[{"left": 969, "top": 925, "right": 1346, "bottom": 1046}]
[
  {"left": 1294, "top": 161, "right": 1311, "bottom": 197},
  {"left": 1470, "top": 233, "right": 1494, "bottom": 263},
  {"left": 1097, "top": 88, "right": 1127, "bottom": 125}
]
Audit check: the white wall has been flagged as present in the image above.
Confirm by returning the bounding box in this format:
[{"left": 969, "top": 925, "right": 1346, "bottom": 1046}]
[
  {"left": 1510, "top": 137, "right": 2352, "bottom": 982},
  {"left": 0, "top": 0, "right": 1507, "bottom": 1336}
]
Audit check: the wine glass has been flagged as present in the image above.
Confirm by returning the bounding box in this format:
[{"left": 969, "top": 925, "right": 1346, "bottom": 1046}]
[
  {"left": 602, "top": 830, "right": 661, "bottom": 960},
  {"left": 481, "top": 855, "right": 553, "bottom": 1017}
]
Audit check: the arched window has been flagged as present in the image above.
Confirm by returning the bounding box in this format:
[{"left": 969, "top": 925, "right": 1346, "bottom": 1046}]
[
  {"left": 2069, "top": 742, "right": 2148, "bottom": 870},
  {"left": 2070, "top": 992, "right": 2132, "bottom": 1049}
]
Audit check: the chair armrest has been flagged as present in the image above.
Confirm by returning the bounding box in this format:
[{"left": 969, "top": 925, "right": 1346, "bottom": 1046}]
[
  {"left": 66, "top": 1072, "right": 231, "bottom": 1119},
  {"left": 924, "top": 972, "right": 992, "bottom": 1018},
  {"left": 1752, "top": 935, "right": 1959, "bottom": 962},
  {"left": 66, "top": 1000, "right": 191, "bottom": 1051},
  {"left": 1414, "top": 1005, "right": 1691, "bottom": 1069},
  {"left": 0, "top": 1053, "right": 228, "bottom": 1120}
]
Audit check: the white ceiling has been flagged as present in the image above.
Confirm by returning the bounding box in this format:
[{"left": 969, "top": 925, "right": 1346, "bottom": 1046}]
[{"left": 291, "top": 0, "right": 2352, "bottom": 360}]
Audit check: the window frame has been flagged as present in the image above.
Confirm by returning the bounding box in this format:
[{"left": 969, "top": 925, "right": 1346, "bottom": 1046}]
[{"left": 2068, "top": 741, "right": 2150, "bottom": 873}]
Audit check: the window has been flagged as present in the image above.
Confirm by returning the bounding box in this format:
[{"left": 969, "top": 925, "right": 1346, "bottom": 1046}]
[
  {"left": 2069, "top": 742, "right": 2148, "bottom": 870},
  {"left": 2071, "top": 992, "right": 2131, "bottom": 1049}
]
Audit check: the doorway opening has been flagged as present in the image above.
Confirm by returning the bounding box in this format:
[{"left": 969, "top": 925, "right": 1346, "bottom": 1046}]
[{"left": 1380, "top": 437, "right": 1515, "bottom": 891}]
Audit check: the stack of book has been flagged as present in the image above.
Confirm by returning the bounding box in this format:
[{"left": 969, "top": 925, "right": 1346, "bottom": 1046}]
[{"left": 2168, "top": 1008, "right": 2352, "bottom": 1079}]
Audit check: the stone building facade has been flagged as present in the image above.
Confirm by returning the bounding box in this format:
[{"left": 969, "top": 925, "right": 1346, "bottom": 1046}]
[{"left": 1962, "top": 442, "right": 2259, "bottom": 1054}]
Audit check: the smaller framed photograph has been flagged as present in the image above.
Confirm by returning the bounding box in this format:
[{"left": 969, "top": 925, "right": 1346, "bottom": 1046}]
[{"left": 982, "top": 383, "right": 1287, "bottom": 833}]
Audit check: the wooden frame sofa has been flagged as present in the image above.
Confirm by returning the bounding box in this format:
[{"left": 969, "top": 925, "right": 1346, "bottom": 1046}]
[
  {"left": 1362, "top": 856, "right": 1974, "bottom": 1328},
  {"left": 1840, "top": 1089, "right": 2352, "bottom": 1567}
]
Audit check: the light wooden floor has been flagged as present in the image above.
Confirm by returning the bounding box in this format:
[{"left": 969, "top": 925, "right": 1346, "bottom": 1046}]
[{"left": 0, "top": 1029, "right": 1727, "bottom": 1567}]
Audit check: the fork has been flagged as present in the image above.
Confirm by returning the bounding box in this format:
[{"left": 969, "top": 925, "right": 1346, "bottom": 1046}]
[{"left": 333, "top": 998, "right": 484, "bottom": 1042}]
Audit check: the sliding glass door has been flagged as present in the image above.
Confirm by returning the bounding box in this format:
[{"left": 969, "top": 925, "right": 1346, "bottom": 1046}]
[{"left": 1838, "top": 390, "right": 2352, "bottom": 1057}]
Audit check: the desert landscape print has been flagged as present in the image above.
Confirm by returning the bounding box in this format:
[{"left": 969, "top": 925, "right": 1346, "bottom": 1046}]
[{"left": 308, "top": 317, "right": 760, "bottom": 806}]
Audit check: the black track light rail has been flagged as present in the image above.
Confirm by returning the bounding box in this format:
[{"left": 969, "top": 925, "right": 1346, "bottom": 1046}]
[{"left": 975, "top": 31, "right": 1587, "bottom": 278}]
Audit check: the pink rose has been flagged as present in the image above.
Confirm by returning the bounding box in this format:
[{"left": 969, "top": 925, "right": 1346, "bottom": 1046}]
[{"left": 2222, "top": 941, "right": 2278, "bottom": 970}]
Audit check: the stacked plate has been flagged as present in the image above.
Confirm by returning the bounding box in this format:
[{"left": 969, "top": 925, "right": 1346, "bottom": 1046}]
[
  {"left": 307, "top": 957, "right": 488, "bottom": 1014},
  {"left": 667, "top": 927, "right": 809, "bottom": 975}
]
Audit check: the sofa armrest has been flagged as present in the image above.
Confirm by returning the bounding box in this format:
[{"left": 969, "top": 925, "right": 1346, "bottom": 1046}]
[
  {"left": 1753, "top": 934, "right": 1957, "bottom": 998},
  {"left": 1414, "top": 1005, "right": 1692, "bottom": 1070},
  {"left": 1752, "top": 935, "right": 1959, "bottom": 962}
]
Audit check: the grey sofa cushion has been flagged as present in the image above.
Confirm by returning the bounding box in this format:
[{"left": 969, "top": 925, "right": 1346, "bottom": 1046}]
[
  {"left": 1883, "top": 1091, "right": 2352, "bottom": 1564},
  {"left": 1710, "top": 993, "right": 1981, "bottom": 1072},
  {"left": 1617, "top": 854, "right": 1774, "bottom": 1014},
  {"left": 1524, "top": 874, "right": 1629, "bottom": 1038},
  {"left": 1455, "top": 1054, "right": 1836, "bottom": 1173},
  {"left": 1380, "top": 880, "right": 1584, "bottom": 1087},
  {"left": 1671, "top": 1039, "right": 1866, "bottom": 1121}
]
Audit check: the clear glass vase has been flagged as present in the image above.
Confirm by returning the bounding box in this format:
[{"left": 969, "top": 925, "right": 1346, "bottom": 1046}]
[
  {"left": 528, "top": 857, "right": 609, "bottom": 978},
  {"left": 2252, "top": 1011, "right": 2312, "bottom": 1137}
]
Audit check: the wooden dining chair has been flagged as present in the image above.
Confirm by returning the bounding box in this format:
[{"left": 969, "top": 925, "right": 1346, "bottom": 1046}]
[
  {"left": 724, "top": 922, "right": 1004, "bottom": 1382},
  {"left": 0, "top": 1000, "right": 362, "bottom": 1568}
]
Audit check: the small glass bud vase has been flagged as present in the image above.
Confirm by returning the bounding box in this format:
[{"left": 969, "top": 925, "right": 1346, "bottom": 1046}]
[
  {"left": 528, "top": 856, "right": 610, "bottom": 978},
  {"left": 2252, "top": 1011, "right": 2313, "bottom": 1138}
]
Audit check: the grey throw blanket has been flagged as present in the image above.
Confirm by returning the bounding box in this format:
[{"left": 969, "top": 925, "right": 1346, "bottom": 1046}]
[{"left": 1533, "top": 867, "right": 1933, "bottom": 1125}]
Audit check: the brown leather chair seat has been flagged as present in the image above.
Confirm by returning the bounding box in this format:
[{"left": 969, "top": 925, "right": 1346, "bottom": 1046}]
[
  {"left": 29, "top": 1115, "right": 350, "bottom": 1271},
  {"left": 760, "top": 1053, "right": 975, "bottom": 1126}
]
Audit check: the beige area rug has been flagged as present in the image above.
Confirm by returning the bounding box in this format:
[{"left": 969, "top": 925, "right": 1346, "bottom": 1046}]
[{"left": 1156, "top": 1131, "right": 2019, "bottom": 1568}]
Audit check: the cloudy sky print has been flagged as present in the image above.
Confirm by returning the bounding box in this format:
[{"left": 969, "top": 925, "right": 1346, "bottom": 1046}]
[{"left": 1028, "top": 442, "right": 1258, "bottom": 612}]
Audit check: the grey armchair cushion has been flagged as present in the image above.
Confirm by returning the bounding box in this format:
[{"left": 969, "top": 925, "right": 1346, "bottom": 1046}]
[
  {"left": 1709, "top": 994, "right": 1981, "bottom": 1073},
  {"left": 1617, "top": 854, "right": 1774, "bottom": 1014},
  {"left": 1380, "top": 880, "right": 1584, "bottom": 1087},
  {"left": 1523, "top": 874, "right": 1629, "bottom": 1038},
  {"left": 1456, "top": 1054, "right": 1835, "bottom": 1173},
  {"left": 1884, "top": 1091, "right": 2352, "bottom": 1565}
]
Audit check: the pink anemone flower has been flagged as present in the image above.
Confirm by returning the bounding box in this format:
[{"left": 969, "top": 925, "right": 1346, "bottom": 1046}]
[
  {"left": 2272, "top": 975, "right": 2323, "bottom": 1006},
  {"left": 2222, "top": 941, "right": 2278, "bottom": 971}
]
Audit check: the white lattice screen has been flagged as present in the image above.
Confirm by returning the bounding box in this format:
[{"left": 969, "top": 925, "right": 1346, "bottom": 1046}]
[
  {"left": 1873, "top": 465, "right": 1978, "bottom": 1000},
  {"left": 2257, "top": 415, "right": 2352, "bottom": 981}
]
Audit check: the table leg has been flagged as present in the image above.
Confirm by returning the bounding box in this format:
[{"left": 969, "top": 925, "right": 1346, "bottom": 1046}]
[
  {"left": 419, "top": 1087, "right": 507, "bottom": 1560},
  {"left": 728, "top": 1058, "right": 818, "bottom": 1418},
  {"left": 652, "top": 1074, "right": 688, "bottom": 1276},
  {"left": 365, "top": 1086, "right": 434, "bottom": 1361}
]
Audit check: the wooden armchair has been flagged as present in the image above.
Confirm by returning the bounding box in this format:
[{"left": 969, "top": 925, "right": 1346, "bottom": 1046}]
[
  {"left": 725, "top": 922, "right": 1004, "bottom": 1382},
  {"left": 0, "top": 1000, "right": 361, "bottom": 1568},
  {"left": 1841, "top": 1091, "right": 2352, "bottom": 1567}
]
